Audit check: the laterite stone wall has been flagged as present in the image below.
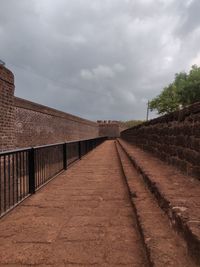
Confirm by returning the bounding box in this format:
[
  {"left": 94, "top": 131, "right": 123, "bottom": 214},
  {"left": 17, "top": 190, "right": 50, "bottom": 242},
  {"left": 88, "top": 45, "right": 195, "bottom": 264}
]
[
  {"left": 14, "top": 97, "right": 99, "bottom": 148},
  {"left": 98, "top": 120, "right": 127, "bottom": 139},
  {"left": 121, "top": 103, "right": 200, "bottom": 179},
  {"left": 0, "top": 66, "right": 15, "bottom": 151},
  {"left": 0, "top": 65, "right": 99, "bottom": 150}
]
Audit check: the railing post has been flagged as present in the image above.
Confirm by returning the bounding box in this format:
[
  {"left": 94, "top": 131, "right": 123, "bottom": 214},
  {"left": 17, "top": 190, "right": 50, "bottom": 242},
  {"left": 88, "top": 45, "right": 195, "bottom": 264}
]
[
  {"left": 63, "top": 143, "right": 67, "bottom": 170},
  {"left": 78, "top": 141, "right": 82, "bottom": 159},
  {"left": 29, "top": 148, "right": 35, "bottom": 194}
]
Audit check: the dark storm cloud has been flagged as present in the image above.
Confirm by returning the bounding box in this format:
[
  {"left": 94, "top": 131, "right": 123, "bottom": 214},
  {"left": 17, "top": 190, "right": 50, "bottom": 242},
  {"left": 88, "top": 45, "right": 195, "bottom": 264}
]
[
  {"left": 175, "top": 0, "right": 200, "bottom": 36},
  {"left": 1, "top": 0, "right": 200, "bottom": 120}
]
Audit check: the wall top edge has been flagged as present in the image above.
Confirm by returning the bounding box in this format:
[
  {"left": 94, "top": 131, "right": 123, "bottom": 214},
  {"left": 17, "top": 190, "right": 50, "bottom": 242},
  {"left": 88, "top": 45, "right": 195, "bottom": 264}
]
[
  {"left": 14, "top": 97, "right": 98, "bottom": 127},
  {"left": 122, "top": 101, "right": 200, "bottom": 133},
  {"left": 0, "top": 65, "right": 14, "bottom": 84}
]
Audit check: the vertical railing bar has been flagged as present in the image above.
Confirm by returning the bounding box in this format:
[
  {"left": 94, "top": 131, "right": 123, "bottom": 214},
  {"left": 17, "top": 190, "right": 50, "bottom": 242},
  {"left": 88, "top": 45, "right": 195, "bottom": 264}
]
[
  {"left": 47, "top": 148, "right": 49, "bottom": 181},
  {"left": 39, "top": 149, "right": 42, "bottom": 187},
  {"left": 0, "top": 156, "right": 2, "bottom": 215},
  {"left": 78, "top": 141, "right": 82, "bottom": 159},
  {"left": 3, "top": 155, "right": 6, "bottom": 212},
  {"left": 12, "top": 154, "right": 15, "bottom": 206},
  {"left": 0, "top": 137, "right": 107, "bottom": 216},
  {"left": 41, "top": 149, "right": 44, "bottom": 185},
  {"left": 63, "top": 143, "right": 67, "bottom": 170},
  {"left": 66, "top": 143, "right": 68, "bottom": 167},
  {"left": 44, "top": 149, "right": 46, "bottom": 183},
  {"left": 49, "top": 148, "right": 51, "bottom": 181},
  {"left": 19, "top": 152, "right": 22, "bottom": 201},
  {"left": 24, "top": 152, "right": 27, "bottom": 197},
  {"left": 16, "top": 152, "right": 19, "bottom": 203},
  {"left": 37, "top": 149, "right": 40, "bottom": 188},
  {"left": 38, "top": 149, "right": 40, "bottom": 187},
  {"left": 43, "top": 148, "right": 46, "bottom": 183},
  {"left": 44, "top": 149, "right": 47, "bottom": 183},
  {"left": 52, "top": 147, "right": 54, "bottom": 178},
  {"left": 8, "top": 155, "right": 11, "bottom": 209},
  {"left": 42, "top": 149, "right": 44, "bottom": 185},
  {"left": 18, "top": 153, "right": 20, "bottom": 201},
  {"left": 29, "top": 148, "right": 35, "bottom": 194},
  {"left": 36, "top": 150, "right": 39, "bottom": 189},
  {"left": 35, "top": 150, "right": 37, "bottom": 189},
  {"left": 38, "top": 149, "right": 42, "bottom": 186},
  {"left": 22, "top": 152, "right": 25, "bottom": 198},
  {"left": 25, "top": 152, "right": 28, "bottom": 195}
]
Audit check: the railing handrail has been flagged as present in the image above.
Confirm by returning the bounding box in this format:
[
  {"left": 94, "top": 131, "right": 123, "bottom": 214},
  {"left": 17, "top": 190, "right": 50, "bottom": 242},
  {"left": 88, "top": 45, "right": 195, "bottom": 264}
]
[
  {"left": 0, "top": 136, "right": 107, "bottom": 156},
  {"left": 0, "top": 135, "right": 107, "bottom": 218},
  {"left": 63, "top": 136, "right": 107, "bottom": 145},
  {"left": 0, "top": 147, "right": 32, "bottom": 156},
  {"left": 34, "top": 142, "right": 65, "bottom": 150}
]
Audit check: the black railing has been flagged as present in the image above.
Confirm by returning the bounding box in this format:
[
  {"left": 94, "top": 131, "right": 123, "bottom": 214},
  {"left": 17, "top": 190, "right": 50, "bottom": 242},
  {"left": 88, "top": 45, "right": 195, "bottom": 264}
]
[{"left": 0, "top": 136, "right": 107, "bottom": 217}]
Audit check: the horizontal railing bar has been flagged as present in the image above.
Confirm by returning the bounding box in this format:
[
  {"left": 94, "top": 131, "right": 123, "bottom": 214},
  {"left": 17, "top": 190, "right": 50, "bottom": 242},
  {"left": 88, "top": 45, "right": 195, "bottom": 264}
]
[
  {"left": 34, "top": 142, "right": 64, "bottom": 150},
  {"left": 0, "top": 147, "right": 32, "bottom": 156},
  {"left": 0, "top": 136, "right": 107, "bottom": 155},
  {"left": 0, "top": 135, "right": 107, "bottom": 219},
  {"left": 66, "top": 136, "right": 107, "bottom": 144}
]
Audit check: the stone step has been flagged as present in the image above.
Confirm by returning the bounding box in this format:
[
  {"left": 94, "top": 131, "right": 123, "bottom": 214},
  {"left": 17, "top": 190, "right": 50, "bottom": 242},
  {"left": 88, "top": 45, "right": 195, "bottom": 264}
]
[
  {"left": 117, "top": 138, "right": 200, "bottom": 265},
  {"left": 116, "top": 141, "right": 198, "bottom": 267}
]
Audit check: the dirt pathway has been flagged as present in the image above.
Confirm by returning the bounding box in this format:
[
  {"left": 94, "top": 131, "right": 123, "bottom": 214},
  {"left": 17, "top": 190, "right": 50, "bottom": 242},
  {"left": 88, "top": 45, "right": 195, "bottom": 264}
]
[{"left": 0, "top": 140, "right": 148, "bottom": 267}]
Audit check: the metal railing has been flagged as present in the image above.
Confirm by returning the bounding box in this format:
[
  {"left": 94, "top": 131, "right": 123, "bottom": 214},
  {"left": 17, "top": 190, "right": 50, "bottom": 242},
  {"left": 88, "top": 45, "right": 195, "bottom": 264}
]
[{"left": 0, "top": 136, "right": 107, "bottom": 217}]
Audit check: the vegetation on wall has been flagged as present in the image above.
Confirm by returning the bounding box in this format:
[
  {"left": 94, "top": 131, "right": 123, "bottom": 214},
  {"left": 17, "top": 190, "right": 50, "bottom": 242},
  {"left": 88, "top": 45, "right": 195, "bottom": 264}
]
[
  {"left": 122, "top": 120, "right": 143, "bottom": 129},
  {"left": 150, "top": 65, "right": 200, "bottom": 114}
]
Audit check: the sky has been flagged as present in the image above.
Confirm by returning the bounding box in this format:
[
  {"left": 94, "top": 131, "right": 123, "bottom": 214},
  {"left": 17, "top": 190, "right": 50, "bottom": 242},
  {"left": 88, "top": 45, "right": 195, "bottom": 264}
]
[{"left": 1, "top": 0, "right": 200, "bottom": 121}]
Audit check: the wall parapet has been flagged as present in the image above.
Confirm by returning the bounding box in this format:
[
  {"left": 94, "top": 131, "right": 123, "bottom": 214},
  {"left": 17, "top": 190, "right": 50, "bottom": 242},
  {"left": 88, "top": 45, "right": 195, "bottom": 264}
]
[
  {"left": 0, "top": 65, "right": 14, "bottom": 84},
  {"left": 121, "top": 102, "right": 200, "bottom": 179},
  {"left": 0, "top": 65, "right": 99, "bottom": 150},
  {"left": 15, "top": 97, "right": 97, "bottom": 127},
  {"left": 97, "top": 120, "right": 127, "bottom": 138},
  {"left": 0, "top": 65, "right": 15, "bottom": 151},
  {"left": 14, "top": 97, "right": 99, "bottom": 148}
]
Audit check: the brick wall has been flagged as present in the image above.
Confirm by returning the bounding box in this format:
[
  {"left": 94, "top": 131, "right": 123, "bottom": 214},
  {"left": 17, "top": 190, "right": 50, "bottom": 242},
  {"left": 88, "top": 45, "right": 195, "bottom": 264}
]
[
  {"left": 98, "top": 120, "right": 127, "bottom": 138},
  {"left": 14, "top": 97, "right": 99, "bottom": 148},
  {"left": 0, "top": 65, "right": 99, "bottom": 150},
  {"left": 98, "top": 120, "right": 121, "bottom": 138},
  {"left": 0, "top": 65, "right": 15, "bottom": 151},
  {"left": 121, "top": 103, "right": 200, "bottom": 179}
]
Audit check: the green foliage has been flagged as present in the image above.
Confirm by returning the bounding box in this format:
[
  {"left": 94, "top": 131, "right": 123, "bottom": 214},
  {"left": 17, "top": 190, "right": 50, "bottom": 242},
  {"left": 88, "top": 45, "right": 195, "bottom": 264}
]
[
  {"left": 149, "top": 84, "right": 180, "bottom": 114},
  {"left": 178, "top": 65, "right": 200, "bottom": 106},
  {"left": 150, "top": 65, "right": 200, "bottom": 114},
  {"left": 122, "top": 120, "right": 144, "bottom": 129}
]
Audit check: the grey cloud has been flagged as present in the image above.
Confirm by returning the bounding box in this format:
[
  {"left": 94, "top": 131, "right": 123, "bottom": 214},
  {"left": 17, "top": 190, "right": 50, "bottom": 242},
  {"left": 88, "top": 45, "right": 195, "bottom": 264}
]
[
  {"left": 80, "top": 64, "right": 125, "bottom": 81},
  {"left": 175, "top": 0, "right": 200, "bottom": 37},
  {"left": 1, "top": 0, "right": 200, "bottom": 121}
]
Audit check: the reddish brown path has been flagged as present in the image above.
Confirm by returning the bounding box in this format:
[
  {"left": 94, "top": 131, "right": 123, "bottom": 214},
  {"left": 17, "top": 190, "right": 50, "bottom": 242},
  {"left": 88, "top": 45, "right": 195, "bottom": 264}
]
[{"left": 0, "top": 140, "right": 147, "bottom": 267}]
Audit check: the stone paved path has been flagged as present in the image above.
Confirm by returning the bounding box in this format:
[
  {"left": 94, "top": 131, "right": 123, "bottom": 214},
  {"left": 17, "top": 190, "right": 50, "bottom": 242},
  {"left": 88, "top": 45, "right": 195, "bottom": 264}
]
[{"left": 0, "top": 140, "right": 147, "bottom": 267}]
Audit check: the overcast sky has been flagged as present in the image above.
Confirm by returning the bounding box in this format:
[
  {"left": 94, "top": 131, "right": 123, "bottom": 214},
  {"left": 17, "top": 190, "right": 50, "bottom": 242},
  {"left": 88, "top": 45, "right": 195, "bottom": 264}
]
[{"left": 1, "top": 0, "right": 200, "bottom": 121}]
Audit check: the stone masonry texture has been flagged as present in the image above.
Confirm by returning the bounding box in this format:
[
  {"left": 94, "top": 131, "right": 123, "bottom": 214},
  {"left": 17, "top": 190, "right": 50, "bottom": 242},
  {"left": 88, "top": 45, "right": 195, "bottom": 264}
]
[
  {"left": 0, "top": 65, "right": 15, "bottom": 151},
  {"left": 121, "top": 102, "right": 200, "bottom": 179},
  {"left": 14, "top": 97, "right": 99, "bottom": 148},
  {"left": 0, "top": 65, "right": 99, "bottom": 150},
  {"left": 98, "top": 120, "right": 120, "bottom": 138},
  {"left": 0, "top": 65, "right": 125, "bottom": 150},
  {"left": 98, "top": 120, "right": 127, "bottom": 139}
]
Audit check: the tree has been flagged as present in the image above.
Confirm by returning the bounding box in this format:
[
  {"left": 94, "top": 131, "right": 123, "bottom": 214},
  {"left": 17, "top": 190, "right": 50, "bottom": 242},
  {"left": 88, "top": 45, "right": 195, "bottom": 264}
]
[
  {"left": 149, "top": 84, "right": 180, "bottom": 114},
  {"left": 178, "top": 65, "right": 200, "bottom": 106},
  {"left": 150, "top": 65, "right": 200, "bottom": 114}
]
